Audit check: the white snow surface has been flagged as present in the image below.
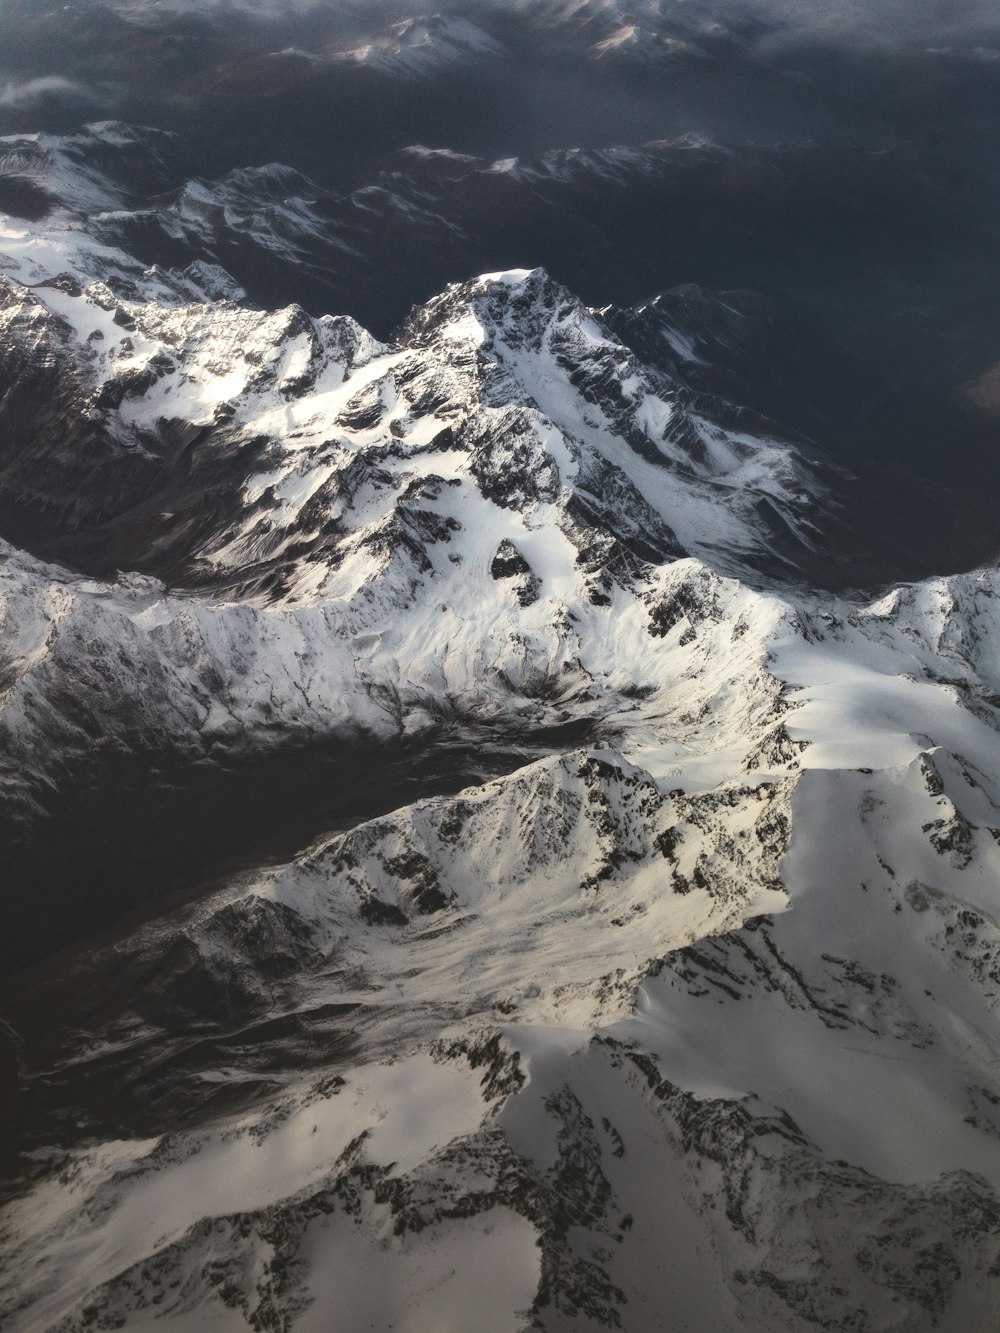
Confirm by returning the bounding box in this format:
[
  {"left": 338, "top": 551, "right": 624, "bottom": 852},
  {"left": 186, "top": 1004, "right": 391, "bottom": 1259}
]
[{"left": 2, "top": 227, "right": 1000, "bottom": 1328}]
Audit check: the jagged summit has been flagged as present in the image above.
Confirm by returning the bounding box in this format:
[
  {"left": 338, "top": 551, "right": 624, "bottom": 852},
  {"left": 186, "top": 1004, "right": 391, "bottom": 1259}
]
[{"left": 405, "top": 264, "right": 598, "bottom": 345}]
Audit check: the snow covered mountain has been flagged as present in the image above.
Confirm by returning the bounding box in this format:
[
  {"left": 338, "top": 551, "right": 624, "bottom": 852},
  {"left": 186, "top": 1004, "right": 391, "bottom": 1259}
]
[
  {"left": 7, "top": 120, "right": 989, "bottom": 594},
  {"left": 0, "top": 238, "right": 853, "bottom": 956},
  {"left": 6, "top": 528, "right": 1000, "bottom": 1328},
  {"left": 329, "top": 15, "right": 506, "bottom": 78},
  {"left": 4, "top": 119, "right": 994, "bottom": 585},
  {"left": 3, "top": 79, "right": 1000, "bottom": 1333}
]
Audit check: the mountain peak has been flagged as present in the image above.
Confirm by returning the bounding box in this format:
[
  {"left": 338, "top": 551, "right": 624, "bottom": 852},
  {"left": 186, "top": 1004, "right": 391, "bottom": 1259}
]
[{"left": 403, "top": 266, "right": 603, "bottom": 351}]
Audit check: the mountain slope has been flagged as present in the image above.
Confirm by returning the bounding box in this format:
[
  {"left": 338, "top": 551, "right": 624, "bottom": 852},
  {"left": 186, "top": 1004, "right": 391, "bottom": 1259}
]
[{"left": 6, "top": 555, "right": 1000, "bottom": 1329}]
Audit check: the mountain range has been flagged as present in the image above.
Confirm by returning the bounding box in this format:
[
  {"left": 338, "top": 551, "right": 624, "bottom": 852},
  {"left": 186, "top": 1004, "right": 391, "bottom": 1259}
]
[{"left": 2, "top": 3, "right": 1000, "bottom": 1330}]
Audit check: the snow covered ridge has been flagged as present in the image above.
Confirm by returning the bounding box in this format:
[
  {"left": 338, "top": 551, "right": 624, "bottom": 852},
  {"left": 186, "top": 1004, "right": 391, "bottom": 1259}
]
[
  {"left": 6, "top": 555, "right": 1000, "bottom": 1327},
  {"left": 6, "top": 502, "right": 1000, "bottom": 1328},
  {"left": 4, "top": 240, "right": 1000, "bottom": 1322},
  {"left": 0, "top": 260, "right": 844, "bottom": 596}
]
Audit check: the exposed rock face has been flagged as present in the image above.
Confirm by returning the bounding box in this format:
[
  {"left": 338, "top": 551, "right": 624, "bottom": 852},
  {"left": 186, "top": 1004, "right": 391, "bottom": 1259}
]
[{"left": 3, "top": 118, "right": 1000, "bottom": 1333}]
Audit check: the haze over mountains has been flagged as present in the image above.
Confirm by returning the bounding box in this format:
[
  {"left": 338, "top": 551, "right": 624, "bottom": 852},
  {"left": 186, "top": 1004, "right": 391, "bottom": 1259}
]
[{"left": 2, "top": 1, "right": 1000, "bottom": 1329}]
